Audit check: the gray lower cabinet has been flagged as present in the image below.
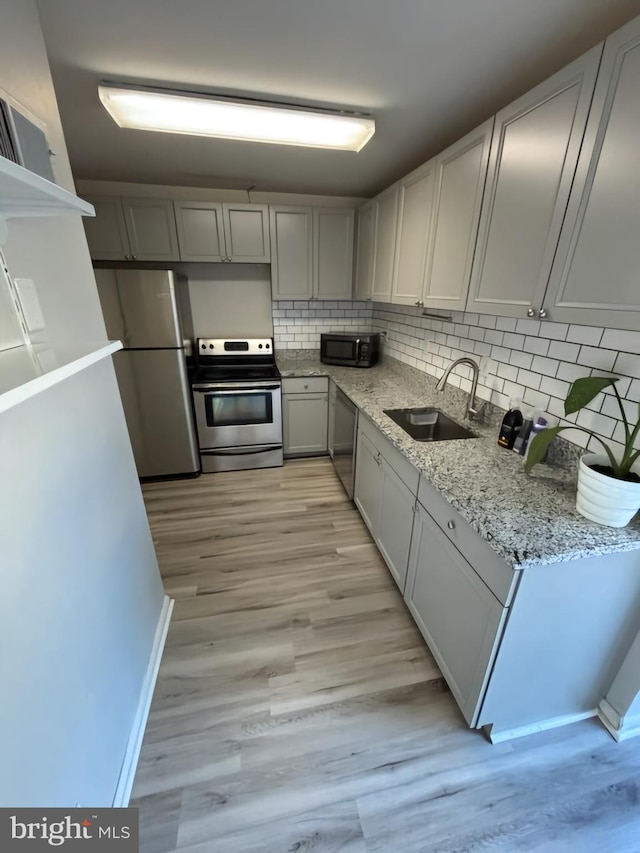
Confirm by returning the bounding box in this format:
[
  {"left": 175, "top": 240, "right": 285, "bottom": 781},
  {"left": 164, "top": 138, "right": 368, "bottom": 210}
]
[
  {"left": 354, "top": 420, "right": 416, "bottom": 592},
  {"left": 282, "top": 378, "right": 329, "bottom": 457},
  {"left": 405, "top": 502, "right": 507, "bottom": 725}
]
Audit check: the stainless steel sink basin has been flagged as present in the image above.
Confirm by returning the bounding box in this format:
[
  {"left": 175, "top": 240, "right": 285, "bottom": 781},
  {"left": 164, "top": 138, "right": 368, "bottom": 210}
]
[{"left": 384, "top": 407, "right": 476, "bottom": 442}]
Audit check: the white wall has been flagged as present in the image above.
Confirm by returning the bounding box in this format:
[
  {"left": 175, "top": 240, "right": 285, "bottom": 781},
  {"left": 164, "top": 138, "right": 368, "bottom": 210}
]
[
  {"left": 0, "top": 0, "right": 164, "bottom": 806},
  {"left": 187, "top": 263, "right": 273, "bottom": 338}
]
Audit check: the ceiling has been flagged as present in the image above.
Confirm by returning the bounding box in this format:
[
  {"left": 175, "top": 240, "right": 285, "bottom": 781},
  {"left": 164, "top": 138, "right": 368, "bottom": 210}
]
[{"left": 37, "top": 0, "right": 640, "bottom": 197}]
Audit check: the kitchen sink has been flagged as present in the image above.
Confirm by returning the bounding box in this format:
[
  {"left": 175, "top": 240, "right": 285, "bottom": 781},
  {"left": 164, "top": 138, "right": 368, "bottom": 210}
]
[{"left": 384, "top": 407, "right": 477, "bottom": 442}]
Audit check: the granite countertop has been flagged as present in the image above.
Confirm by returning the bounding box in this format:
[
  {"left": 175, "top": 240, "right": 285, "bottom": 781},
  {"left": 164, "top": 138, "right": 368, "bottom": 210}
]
[{"left": 277, "top": 352, "right": 640, "bottom": 570}]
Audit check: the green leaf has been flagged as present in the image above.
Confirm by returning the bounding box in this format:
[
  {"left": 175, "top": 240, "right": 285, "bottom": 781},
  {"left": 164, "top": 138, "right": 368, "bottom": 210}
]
[
  {"left": 565, "top": 376, "right": 617, "bottom": 416},
  {"left": 524, "top": 426, "right": 565, "bottom": 473}
]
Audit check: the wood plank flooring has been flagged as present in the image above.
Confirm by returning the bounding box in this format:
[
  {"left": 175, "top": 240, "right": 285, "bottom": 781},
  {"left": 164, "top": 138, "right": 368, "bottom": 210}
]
[{"left": 131, "top": 458, "right": 640, "bottom": 852}]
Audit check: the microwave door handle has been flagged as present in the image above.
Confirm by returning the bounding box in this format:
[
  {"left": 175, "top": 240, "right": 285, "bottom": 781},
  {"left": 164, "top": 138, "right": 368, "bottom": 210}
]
[{"left": 355, "top": 338, "right": 361, "bottom": 360}]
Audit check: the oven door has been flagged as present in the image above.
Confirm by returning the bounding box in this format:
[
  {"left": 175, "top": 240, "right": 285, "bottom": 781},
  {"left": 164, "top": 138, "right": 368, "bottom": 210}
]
[{"left": 192, "top": 382, "right": 282, "bottom": 449}]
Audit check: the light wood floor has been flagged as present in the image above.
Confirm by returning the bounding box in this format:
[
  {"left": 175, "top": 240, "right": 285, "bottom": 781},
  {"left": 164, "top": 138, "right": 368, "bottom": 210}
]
[{"left": 131, "top": 458, "right": 640, "bottom": 852}]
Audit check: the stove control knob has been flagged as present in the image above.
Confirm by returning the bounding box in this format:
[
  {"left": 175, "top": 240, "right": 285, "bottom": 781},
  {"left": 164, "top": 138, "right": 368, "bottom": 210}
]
[
  {"left": 258, "top": 344, "right": 263, "bottom": 349},
  {"left": 266, "top": 343, "right": 270, "bottom": 349},
  {"left": 209, "top": 344, "right": 214, "bottom": 349},
  {"left": 201, "top": 343, "right": 206, "bottom": 349}
]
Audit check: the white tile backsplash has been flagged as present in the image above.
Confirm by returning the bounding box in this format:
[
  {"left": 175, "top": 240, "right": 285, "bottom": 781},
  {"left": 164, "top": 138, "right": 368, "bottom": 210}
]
[
  {"left": 272, "top": 297, "right": 640, "bottom": 457},
  {"left": 368, "top": 302, "right": 640, "bottom": 458}
]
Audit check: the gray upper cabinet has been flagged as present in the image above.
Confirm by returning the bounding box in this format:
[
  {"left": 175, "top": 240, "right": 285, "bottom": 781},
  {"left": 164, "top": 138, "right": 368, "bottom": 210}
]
[
  {"left": 271, "top": 206, "right": 355, "bottom": 300},
  {"left": 221, "top": 203, "right": 270, "bottom": 262},
  {"left": 371, "top": 183, "right": 400, "bottom": 302},
  {"left": 270, "top": 206, "right": 313, "bottom": 299},
  {"left": 313, "top": 208, "right": 355, "bottom": 300},
  {"left": 354, "top": 201, "right": 376, "bottom": 301},
  {"left": 391, "top": 160, "right": 437, "bottom": 307},
  {"left": 122, "top": 198, "right": 181, "bottom": 262},
  {"left": 422, "top": 119, "right": 493, "bottom": 312},
  {"left": 174, "top": 201, "right": 224, "bottom": 262},
  {"left": 546, "top": 17, "right": 640, "bottom": 330},
  {"left": 83, "top": 196, "right": 131, "bottom": 260},
  {"left": 466, "top": 46, "right": 603, "bottom": 319}
]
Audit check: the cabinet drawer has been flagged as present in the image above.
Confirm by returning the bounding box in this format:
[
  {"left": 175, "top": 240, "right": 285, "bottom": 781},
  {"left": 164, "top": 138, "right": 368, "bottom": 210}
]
[
  {"left": 282, "top": 376, "right": 329, "bottom": 394},
  {"left": 359, "top": 412, "right": 419, "bottom": 494},
  {"left": 417, "top": 477, "right": 517, "bottom": 606}
]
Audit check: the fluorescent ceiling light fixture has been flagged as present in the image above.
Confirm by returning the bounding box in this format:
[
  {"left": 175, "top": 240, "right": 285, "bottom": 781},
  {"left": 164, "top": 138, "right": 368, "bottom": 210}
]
[{"left": 98, "top": 84, "right": 375, "bottom": 152}]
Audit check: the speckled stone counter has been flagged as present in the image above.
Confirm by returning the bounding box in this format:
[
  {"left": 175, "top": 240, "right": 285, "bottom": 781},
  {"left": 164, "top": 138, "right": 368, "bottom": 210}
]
[{"left": 277, "top": 352, "right": 640, "bottom": 569}]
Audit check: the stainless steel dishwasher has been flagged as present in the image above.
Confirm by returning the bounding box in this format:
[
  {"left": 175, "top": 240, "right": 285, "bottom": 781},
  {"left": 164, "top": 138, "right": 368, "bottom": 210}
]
[{"left": 329, "top": 383, "right": 358, "bottom": 499}]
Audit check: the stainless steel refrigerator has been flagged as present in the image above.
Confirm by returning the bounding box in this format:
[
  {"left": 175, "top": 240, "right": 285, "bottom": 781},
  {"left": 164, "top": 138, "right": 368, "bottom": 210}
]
[{"left": 95, "top": 268, "right": 200, "bottom": 480}]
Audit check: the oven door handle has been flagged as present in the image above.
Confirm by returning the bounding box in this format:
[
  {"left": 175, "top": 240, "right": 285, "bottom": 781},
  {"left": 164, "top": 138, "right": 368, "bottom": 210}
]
[
  {"left": 192, "top": 385, "right": 281, "bottom": 394},
  {"left": 201, "top": 446, "right": 282, "bottom": 457}
]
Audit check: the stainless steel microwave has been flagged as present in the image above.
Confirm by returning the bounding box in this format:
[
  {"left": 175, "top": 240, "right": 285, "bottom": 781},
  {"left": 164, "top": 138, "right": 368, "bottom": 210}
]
[{"left": 320, "top": 332, "right": 380, "bottom": 368}]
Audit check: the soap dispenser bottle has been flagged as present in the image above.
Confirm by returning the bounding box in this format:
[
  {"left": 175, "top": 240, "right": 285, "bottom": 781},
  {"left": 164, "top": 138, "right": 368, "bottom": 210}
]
[{"left": 498, "top": 399, "right": 523, "bottom": 450}]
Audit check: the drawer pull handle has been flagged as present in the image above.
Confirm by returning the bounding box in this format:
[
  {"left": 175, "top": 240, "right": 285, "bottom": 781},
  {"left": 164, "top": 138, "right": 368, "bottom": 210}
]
[{"left": 447, "top": 520, "right": 455, "bottom": 530}]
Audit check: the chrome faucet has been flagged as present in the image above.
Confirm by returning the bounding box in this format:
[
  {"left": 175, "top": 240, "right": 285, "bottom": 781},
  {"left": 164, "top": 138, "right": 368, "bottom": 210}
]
[{"left": 436, "top": 357, "right": 481, "bottom": 420}]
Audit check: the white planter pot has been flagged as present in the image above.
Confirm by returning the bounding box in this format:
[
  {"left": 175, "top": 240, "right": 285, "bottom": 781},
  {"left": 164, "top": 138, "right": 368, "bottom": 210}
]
[{"left": 576, "top": 453, "right": 640, "bottom": 528}]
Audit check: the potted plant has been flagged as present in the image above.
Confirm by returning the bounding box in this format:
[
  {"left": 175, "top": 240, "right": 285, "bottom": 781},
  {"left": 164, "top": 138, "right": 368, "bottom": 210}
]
[{"left": 525, "top": 376, "right": 640, "bottom": 528}]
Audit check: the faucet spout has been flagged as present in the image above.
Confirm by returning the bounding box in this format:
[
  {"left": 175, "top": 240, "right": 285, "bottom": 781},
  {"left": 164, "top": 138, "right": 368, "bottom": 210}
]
[{"left": 436, "top": 357, "right": 481, "bottom": 420}]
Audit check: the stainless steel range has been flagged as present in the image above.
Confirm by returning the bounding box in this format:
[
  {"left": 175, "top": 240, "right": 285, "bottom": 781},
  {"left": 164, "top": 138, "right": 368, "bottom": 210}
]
[{"left": 192, "top": 338, "right": 283, "bottom": 473}]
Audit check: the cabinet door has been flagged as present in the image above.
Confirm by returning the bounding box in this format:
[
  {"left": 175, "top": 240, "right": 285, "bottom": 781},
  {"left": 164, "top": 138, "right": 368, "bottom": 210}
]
[
  {"left": 354, "top": 202, "right": 376, "bottom": 301},
  {"left": 270, "top": 206, "right": 313, "bottom": 300},
  {"left": 222, "top": 204, "right": 270, "bottom": 262},
  {"left": 466, "top": 46, "right": 602, "bottom": 319},
  {"left": 174, "top": 202, "right": 224, "bottom": 261},
  {"left": 122, "top": 198, "right": 180, "bottom": 261},
  {"left": 371, "top": 184, "right": 399, "bottom": 302},
  {"left": 377, "top": 458, "right": 416, "bottom": 593},
  {"left": 405, "top": 503, "right": 507, "bottom": 725},
  {"left": 391, "top": 161, "right": 436, "bottom": 306},
  {"left": 354, "top": 428, "right": 383, "bottom": 535},
  {"left": 83, "top": 196, "right": 131, "bottom": 260},
  {"left": 546, "top": 18, "right": 640, "bottom": 331},
  {"left": 313, "top": 208, "right": 355, "bottom": 300},
  {"left": 282, "top": 393, "right": 328, "bottom": 457},
  {"left": 423, "top": 120, "right": 493, "bottom": 312}
]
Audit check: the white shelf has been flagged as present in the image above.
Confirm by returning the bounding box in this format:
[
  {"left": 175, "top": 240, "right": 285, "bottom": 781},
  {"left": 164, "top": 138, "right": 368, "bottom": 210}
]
[
  {"left": 0, "top": 340, "right": 122, "bottom": 414},
  {"left": 0, "top": 156, "right": 95, "bottom": 219}
]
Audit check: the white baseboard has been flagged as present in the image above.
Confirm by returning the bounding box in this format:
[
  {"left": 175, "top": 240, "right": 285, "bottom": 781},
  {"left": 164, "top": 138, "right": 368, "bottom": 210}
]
[
  {"left": 598, "top": 699, "right": 640, "bottom": 743},
  {"left": 485, "top": 709, "right": 597, "bottom": 744},
  {"left": 112, "top": 595, "right": 174, "bottom": 806}
]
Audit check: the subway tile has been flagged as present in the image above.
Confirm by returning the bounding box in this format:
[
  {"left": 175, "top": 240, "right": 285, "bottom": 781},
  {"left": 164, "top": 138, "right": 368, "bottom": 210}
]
[
  {"left": 578, "top": 345, "right": 617, "bottom": 372},
  {"left": 454, "top": 324, "right": 470, "bottom": 338},
  {"left": 496, "top": 317, "right": 517, "bottom": 332},
  {"left": 468, "top": 327, "right": 485, "bottom": 342},
  {"left": 502, "top": 381, "right": 525, "bottom": 402},
  {"left": 515, "top": 318, "right": 541, "bottom": 336},
  {"left": 538, "top": 322, "right": 568, "bottom": 341},
  {"left": 478, "top": 315, "right": 497, "bottom": 329},
  {"left": 509, "top": 350, "right": 533, "bottom": 370},
  {"left": 540, "top": 376, "right": 570, "bottom": 400},
  {"left": 561, "top": 427, "right": 590, "bottom": 448},
  {"left": 484, "top": 330, "right": 504, "bottom": 346},
  {"left": 566, "top": 325, "right": 604, "bottom": 346},
  {"left": 614, "top": 352, "right": 640, "bottom": 379},
  {"left": 602, "top": 376, "right": 632, "bottom": 398},
  {"left": 523, "top": 336, "right": 550, "bottom": 356},
  {"left": 557, "top": 362, "right": 588, "bottom": 383},
  {"left": 613, "top": 421, "right": 640, "bottom": 449},
  {"left": 473, "top": 341, "right": 492, "bottom": 356},
  {"left": 600, "top": 328, "right": 640, "bottom": 354},
  {"left": 628, "top": 379, "right": 640, "bottom": 403},
  {"left": 463, "top": 312, "right": 480, "bottom": 325},
  {"left": 523, "top": 390, "right": 551, "bottom": 411},
  {"left": 497, "top": 362, "right": 518, "bottom": 382},
  {"left": 548, "top": 340, "right": 580, "bottom": 362},
  {"left": 576, "top": 409, "right": 617, "bottom": 439},
  {"left": 531, "top": 355, "right": 559, "bottom": 377},
  {"left": 503, "top": 332, "right": 525, "bottom": 349},
  {"left": 491, "top": 345, "right": 511, "bottom": 362},
  {"left": 517, "top": 369, "right": 542, "bottom": 390},
  {"left": 601, "top": 396, "right": 636, "bottom": 422},
  {"left": 492, "top": 390, "right": 512, "bottom": 410}
]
